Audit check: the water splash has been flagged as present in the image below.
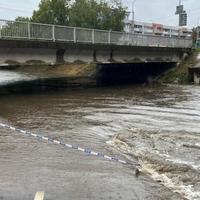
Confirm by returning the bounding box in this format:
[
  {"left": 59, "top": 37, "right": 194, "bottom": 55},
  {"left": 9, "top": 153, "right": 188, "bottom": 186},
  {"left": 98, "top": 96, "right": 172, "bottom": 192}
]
[{"left": 108, "top": 128, "right": 200, "bottom": 200}]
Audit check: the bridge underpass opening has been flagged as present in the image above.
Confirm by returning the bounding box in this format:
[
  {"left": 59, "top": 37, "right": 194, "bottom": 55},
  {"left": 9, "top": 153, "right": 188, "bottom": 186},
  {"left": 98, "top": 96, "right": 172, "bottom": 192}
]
[{"left": 96, "top": 62, "right": 176, "bottom": 85}]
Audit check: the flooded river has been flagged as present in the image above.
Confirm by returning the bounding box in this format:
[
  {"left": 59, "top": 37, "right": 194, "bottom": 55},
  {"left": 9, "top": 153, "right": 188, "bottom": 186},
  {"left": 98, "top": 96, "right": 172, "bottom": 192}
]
[{"left": 0, "top": 70, "right": 200, "bottom": 200}]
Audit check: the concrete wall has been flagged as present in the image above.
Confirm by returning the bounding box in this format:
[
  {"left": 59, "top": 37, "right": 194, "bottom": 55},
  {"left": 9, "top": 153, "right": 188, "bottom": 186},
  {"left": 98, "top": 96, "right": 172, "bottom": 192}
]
[
  {"left": 112, "top": 50, "right": 180, "bottom": 63},
  {"left": 64, "top": 49, "right": 94, "bottom": 63},
  {"left": 189, "top": 67, "right": 200, "bottom": 85},
  {"left": 0, "top": 39, "right": 191, "bottom": 65},
  {"left": 194, "top": 73, "right": 200, "bottom": 85},
  {"left": 96, "top": 50, "right": 111, "bottom": 63},
  {"left": 0, "top": 48, "right": 56, "bottom": 64}
]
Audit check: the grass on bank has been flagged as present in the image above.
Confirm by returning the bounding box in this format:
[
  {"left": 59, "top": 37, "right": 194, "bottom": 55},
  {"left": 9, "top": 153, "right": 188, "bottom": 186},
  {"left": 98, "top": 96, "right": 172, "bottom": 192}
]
[{"left": 158, "top": 49, "right": 200, "bottom": 84}]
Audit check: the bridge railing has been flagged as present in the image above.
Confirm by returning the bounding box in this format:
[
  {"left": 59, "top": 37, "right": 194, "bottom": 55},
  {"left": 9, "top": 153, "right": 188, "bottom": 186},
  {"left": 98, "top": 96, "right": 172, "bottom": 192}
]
[{"left": 0, "top": 19, "right": 193, "bottom": 48}]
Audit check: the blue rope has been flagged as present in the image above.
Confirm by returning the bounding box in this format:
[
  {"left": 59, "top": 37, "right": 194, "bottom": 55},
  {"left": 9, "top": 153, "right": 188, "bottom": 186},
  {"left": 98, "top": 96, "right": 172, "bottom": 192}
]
[{"left": 0, "top": 123, "right": 133, "bottom": 166}]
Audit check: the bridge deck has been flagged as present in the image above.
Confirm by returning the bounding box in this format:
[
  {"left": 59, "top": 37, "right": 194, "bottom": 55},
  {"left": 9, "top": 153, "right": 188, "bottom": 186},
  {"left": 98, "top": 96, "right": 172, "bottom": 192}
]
[{"left": 0, "top": 19, "right": 193, "bottom": 49}]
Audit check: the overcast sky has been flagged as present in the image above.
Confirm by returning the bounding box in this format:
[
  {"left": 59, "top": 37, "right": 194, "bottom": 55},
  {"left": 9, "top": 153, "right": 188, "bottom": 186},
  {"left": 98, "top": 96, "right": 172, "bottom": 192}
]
[{"left": 0, "top": 0, "right": 199, "bottom": 28}]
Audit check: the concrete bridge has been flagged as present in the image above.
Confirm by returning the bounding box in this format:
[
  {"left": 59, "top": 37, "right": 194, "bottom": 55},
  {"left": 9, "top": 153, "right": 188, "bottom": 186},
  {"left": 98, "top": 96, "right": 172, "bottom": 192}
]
[{"left": 0, "top": 19, "right": 193, "bottom": 65}]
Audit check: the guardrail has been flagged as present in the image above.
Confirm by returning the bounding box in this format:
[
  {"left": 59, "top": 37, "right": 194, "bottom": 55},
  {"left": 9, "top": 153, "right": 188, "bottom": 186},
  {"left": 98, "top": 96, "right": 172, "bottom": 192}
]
[{"left": 0, "top": 19, "right": 193, "bottom": 48}]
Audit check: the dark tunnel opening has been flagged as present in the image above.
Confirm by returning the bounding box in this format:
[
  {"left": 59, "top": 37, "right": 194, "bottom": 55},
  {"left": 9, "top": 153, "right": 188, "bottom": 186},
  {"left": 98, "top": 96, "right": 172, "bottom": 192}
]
[{"left": 96, "top": 62, "right": 176, "bottom": 86}]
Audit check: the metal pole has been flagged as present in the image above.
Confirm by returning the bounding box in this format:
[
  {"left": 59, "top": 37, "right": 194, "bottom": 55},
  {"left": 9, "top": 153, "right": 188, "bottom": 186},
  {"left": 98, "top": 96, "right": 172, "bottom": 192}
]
[
  {"left": 197, "top": 27, "right": 200, "bottom": 40},
  {"left": 73, "top": 28, "right": 76, "bottom": 43},
  {"left": 28, "top": 22, "right": 30, "bottom": 40},
  {"left": 52, "top": 25, "right": 55, "bottom": 42},
  {"left": 132, "top": 0, "right": 137, "bottom": 33},
  {"left": 197, "top": 18, "right": 200, "bottom": 40},
  {"left": 92, "top": 29, "right": 95, "bottom": 44},
  {"left": 0, "top": 25, "right": 1, "bottom": 39},
  {"left": 196, "top": 27, "right": 200, "bottom": 48},
  {"left": 108, "top": 31, "right": 111, "bottom": 44},
  {"left": 142, "top": 24, "right": 144, "bottom": 34},
  {"left": 196, "top": 19, "right": 200, "bottom": 48}
]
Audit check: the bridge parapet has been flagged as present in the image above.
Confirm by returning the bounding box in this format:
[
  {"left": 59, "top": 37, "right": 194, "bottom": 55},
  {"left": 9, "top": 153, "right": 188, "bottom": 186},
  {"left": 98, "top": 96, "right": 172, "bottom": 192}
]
[{"left": 0, "top": 19, "right": 192, "bottom": 49}]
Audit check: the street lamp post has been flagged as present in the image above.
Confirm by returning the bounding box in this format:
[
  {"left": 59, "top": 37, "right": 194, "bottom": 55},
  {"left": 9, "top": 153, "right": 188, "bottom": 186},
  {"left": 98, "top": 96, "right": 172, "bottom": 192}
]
[{"left": 132, "top": 0, "right": 136, "bottom": 33}]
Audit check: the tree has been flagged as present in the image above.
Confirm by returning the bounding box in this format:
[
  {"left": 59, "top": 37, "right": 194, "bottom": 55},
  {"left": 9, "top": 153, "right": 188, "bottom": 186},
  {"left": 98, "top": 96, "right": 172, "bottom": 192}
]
[
  {"left": 101, "top": 0, "right": 127, "bottom": 31},
  {"left": 69, "top": 0, "right": 127, "bottom": 31},
  {"left": 15, "top": 16, "right": 30, "bottom": 22},
  {"left": 31, "top": 0, "right": 70, "bottom": 25},
  {"left": 1, "top": 17, "right": 30, "bottom": 38},
  {"left": 68, "top": 0, "right": 99, "bottom": 29},
  {"left": 30, "top": 0, "right": 126, "bottom": 31}
]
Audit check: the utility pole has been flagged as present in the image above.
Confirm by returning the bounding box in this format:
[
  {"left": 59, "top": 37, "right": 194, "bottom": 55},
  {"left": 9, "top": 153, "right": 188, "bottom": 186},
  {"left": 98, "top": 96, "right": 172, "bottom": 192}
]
[{"left": 132, "top": 0, "right": 136, "bottom": 33}]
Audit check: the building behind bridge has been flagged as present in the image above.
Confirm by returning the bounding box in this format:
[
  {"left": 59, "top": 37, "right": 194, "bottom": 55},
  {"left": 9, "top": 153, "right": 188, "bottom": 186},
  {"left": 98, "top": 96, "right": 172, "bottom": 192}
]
[{"left": 124, "top": 12, "right": 192, "bottom": 38}]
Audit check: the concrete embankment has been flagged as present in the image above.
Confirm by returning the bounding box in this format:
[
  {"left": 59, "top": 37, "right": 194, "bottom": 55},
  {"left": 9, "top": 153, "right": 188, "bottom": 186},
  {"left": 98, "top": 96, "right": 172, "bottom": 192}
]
[
  {"left": 0, "top": 61, "right": 176, "bottom": 93},
  {"left": 0, "top": 64, "right": 97, "bottom": 93}
]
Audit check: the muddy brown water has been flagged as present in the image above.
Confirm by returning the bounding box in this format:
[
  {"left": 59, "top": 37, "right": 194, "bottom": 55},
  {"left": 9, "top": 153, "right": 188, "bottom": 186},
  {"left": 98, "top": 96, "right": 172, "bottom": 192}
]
[{"left": 0, "top": 70, "right": 200, "bottom": 200}]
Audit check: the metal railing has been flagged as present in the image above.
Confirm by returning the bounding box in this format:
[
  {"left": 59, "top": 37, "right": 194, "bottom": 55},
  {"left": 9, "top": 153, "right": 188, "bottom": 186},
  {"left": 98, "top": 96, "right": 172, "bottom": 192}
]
[{"left": 0, "top": 19, "right": 193, "bottom": 48}]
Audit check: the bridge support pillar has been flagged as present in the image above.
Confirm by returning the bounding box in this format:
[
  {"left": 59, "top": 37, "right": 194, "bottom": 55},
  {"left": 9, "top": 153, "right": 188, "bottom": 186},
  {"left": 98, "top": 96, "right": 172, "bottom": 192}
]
[
  {"left": 56, "top": 49, "right": 65, "bottom": 64},
  {"left": 109, "top": 50, "right": 114, "bottom": 62},
  {"left": 93, "top": 50, "right": 97, "bottom": 62},
  {"left": 189, "top": 67, "right": 200, "bottom": 85}
]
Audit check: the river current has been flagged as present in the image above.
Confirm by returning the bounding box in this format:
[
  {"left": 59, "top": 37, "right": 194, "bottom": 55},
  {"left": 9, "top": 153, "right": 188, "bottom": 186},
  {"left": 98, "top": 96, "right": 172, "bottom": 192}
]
[{"left": 0, "top": 70, "right": 200, "bottom": 200}]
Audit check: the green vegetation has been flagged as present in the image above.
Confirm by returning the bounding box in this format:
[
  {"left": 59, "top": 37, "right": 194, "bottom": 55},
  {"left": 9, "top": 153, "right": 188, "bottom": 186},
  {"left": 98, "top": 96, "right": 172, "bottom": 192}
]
[
  {"left": 15, "top": 17, "right": 30, "bottom": 22},
  {"left": 159, "top": 49, "right": 200, "bottom": 84},
  {"left": 1, "top": 17, "right": 30, "bottom": 38},
  {"left": 31, "top": 0, "right": 69, "bottom": 25},
  {"left": 30, "top": 0, "right": 127, "bottom": 31},
  {"left": 68, "top": 0, "right": 126, "bottom": 31},
  {"left": 1, "top": 0, "right": 126, "bottom": 40}
]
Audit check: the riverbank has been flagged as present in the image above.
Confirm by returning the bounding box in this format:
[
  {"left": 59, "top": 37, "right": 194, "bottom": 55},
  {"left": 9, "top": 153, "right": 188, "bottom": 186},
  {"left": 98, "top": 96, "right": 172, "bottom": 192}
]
[
  {"left": 0, "top": 61, "right": 175, "bottom": 93},
  {"left": 158, "top": 49, "right": 200, "bottom": 85},
  {"left": 0, "top": 64, "right": 98, "bottom": 94}
]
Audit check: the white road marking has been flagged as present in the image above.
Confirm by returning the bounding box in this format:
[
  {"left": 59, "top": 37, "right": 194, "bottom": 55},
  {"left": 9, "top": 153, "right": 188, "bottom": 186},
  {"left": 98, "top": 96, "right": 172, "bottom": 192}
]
[{"left": 34, "top": 191, "right": 45, "bottom": 200}]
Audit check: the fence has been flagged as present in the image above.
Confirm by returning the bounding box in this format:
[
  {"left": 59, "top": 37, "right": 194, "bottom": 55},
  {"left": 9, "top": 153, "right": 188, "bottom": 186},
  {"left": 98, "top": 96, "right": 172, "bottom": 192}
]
[{"left": 0, "top": 19, "right": 193, "bottom": 48}]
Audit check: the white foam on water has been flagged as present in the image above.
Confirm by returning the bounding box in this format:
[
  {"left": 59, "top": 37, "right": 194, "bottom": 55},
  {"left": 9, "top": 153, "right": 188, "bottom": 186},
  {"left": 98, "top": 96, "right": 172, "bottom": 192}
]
[
  {"left": 165, "top": 157, "right": 200, "bottom": 171},
  {"left": 108, "top": 136, "right": 200, "bottom": 200},
  {"left": 0, "top": 70, "right": 36, "bottom": 85},
  {"left": 142, "top": 163, "right": 200, "bottom": 200}
]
